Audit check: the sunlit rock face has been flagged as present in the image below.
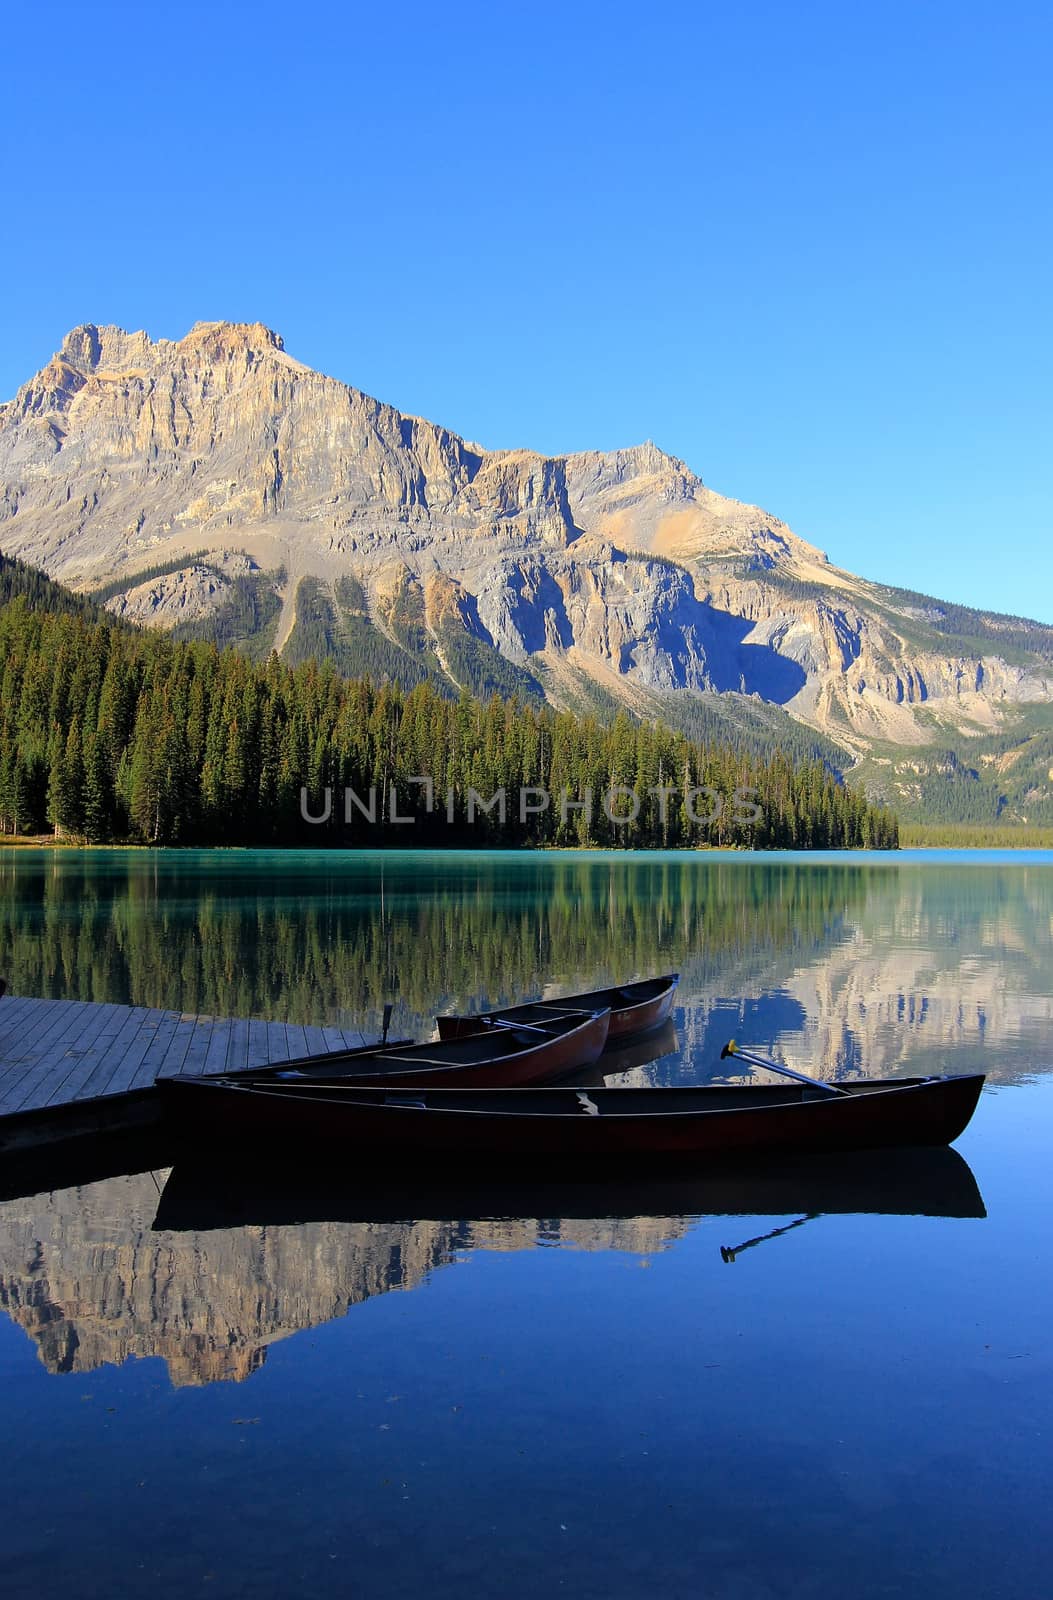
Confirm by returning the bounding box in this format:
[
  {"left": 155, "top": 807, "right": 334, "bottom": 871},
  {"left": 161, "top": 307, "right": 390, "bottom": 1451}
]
[{"left": 2, "top": 320, "right": 1052, "bottom": 752}]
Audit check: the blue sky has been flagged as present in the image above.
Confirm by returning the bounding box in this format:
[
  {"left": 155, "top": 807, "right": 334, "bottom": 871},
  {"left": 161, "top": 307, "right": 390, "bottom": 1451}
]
[{"left": 3, "top": 0, "right": 1050, "bottom": 619}]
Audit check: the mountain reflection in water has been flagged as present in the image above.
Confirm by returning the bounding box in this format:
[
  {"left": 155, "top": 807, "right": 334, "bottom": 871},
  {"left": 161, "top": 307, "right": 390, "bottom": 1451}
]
[{"left": 0, "top": 1147, "right": 984, "bottom": 1389}]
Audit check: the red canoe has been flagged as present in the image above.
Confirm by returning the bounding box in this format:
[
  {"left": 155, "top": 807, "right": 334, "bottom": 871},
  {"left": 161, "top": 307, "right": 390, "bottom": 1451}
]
[
  {"left": 164, "top": 1008, "right": 610, "bottom": 1096},
  {"left": 158, "top": 1073, "right": 985, "bottom": 1160},
  {"left": 436, "top": 973, "right": 679, "bottom": 1046}
]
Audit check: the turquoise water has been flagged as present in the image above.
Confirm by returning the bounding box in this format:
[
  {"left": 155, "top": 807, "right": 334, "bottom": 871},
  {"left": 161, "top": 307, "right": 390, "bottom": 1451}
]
[
  {"left": 2, "top": 846, "right": 1052, "bottom": 1081},
  {"left": 1, "top": 848, "right": 1052, "bottom": 1597}
]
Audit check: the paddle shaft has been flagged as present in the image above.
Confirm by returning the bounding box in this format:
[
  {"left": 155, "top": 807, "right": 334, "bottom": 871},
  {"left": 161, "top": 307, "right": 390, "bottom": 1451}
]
[
  {"left": 722, "top": 1041, "right": 850, "bottom": 1097},
  {"left": 480, "top": 1017, "right": 553, "bottom": 1035}
]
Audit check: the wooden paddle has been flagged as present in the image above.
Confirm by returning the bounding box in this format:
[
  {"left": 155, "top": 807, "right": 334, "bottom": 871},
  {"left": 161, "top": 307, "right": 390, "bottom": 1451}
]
[
  {"left": 721, "top": 1039, "right": 851, "bottom": 1097},
  {"left": 477, "top": 1017, "right": 555, "bottom": 1035}
]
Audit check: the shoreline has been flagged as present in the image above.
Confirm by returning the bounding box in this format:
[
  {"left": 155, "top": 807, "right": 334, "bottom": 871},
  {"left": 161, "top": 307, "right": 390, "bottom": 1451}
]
[{"left": 3, "top": 835, "right": 1053, "bottom": 855}]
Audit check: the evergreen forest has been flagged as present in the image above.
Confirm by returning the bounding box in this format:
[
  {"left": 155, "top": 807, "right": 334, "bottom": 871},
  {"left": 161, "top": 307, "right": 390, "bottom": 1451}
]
[{"left": 0, "top": 551, "right": 899, "bottom": 850}]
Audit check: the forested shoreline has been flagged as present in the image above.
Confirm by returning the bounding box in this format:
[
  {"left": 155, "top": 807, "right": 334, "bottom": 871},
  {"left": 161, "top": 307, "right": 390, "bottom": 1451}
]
[
  {"left": 899, "top": 822, "right": 1053, "bottom": 849},
  {"left": 0, "top": 553, "right": 899, "bottom": 850}
]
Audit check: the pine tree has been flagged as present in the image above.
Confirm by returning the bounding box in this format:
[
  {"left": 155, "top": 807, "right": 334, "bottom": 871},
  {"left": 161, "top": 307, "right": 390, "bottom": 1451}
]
[
  {"left": 82, "top": 730, "right": 112, "bottom": 842},
  {"left": 48, "top": 718, "right": 84, "bottom": 836}
]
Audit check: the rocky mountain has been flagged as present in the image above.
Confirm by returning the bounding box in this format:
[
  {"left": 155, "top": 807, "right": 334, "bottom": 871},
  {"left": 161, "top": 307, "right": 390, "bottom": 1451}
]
[{"left": 3, "top": 320, "right": 1052, "bottom": 814}]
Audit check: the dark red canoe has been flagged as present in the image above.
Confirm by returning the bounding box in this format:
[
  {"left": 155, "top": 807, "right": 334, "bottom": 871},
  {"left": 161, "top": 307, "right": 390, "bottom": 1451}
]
[
  {"left": 159, "top": 1073, "right": 984, "bottom": 1159},
  {"left": 436, "top": 973, "right": 679, "bottom": 1046},
  {"left": 217, "top": 1037, "right": 416, "bottom": 1082},
  {"left": 165, "top": 1008, "right": 610, "bottom": 1095}
]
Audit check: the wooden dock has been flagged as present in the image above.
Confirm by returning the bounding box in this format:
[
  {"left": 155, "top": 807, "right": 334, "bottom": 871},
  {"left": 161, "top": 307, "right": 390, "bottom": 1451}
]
[{"left": 0, "top": 994, "right": 372, "bottom": 1153}]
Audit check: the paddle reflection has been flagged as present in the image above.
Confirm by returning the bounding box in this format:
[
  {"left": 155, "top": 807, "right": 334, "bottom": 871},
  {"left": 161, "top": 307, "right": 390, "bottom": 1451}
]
[
  {"left": 0, "top": 1147, "right": 984, "bottom": 1390},
  {"left": 719, "top": 1214, "right": 817, "bottom": 1262}
]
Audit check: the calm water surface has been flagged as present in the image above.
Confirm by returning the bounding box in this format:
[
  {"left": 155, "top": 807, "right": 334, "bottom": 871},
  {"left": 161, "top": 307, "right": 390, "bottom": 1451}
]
[{"left": 1, "top": 848, "right": 1052, "bottom": 1598}]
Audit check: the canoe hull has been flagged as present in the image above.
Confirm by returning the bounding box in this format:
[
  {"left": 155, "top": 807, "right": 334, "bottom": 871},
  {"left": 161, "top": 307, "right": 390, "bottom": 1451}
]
[
  {"left": 436, "top": 974, "right": 679, "bottom": 1046},
  {"left": 159, "top": 1074, "right": 985, "bottom": 1159},
  {"left": 167, "top": 1009, "right": 611, "bottom": 1095}
]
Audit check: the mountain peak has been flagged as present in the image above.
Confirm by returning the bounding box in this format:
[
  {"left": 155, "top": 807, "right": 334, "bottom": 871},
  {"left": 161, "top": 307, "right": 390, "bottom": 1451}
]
[
  {"left": 634, "top": 439, "right": 692, "bottom": 474},
  {"left": 565, "top": 439, "right": 697, "bottom": 484},
  {"left": 55, "top": 320, "right": 289, "bottom": 376},
  {"left": 59, "top": 324, "right": 106, "bottom": 368},
  {"left": 181, "top": 320, "right": 286, "bottom": 353},
  {"left": 57, "top": 323, "right": 155, "bottom": 374}
]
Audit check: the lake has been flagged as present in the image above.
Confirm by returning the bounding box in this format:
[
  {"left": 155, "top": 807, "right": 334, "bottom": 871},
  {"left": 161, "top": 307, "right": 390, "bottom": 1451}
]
[{"left": 1, "top": 847, "right": 1051, "bottom": 1598}]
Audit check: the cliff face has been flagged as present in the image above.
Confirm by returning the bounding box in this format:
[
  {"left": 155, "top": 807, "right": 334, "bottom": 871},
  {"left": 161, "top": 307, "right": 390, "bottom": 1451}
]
[{"left": 2, "top": 320, "right": 1052, "bottom": 759}]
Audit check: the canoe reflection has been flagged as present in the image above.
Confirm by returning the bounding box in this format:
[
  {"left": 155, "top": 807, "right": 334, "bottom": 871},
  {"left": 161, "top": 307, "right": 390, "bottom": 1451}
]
[
  {"left": 594, "top": 1018, "right": 680, "bottom": 1080},
  {"left": 155, "top": 1144, "right": 985, "bottom": 1231}
]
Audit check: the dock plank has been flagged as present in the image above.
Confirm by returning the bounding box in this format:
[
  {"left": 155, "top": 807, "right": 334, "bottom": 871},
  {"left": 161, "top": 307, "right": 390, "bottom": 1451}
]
[
  {"left": 4, "top": 1003, "right": 110, "bottom": 1112},
  {"left": 0, "top": 995, "right": 36, "bottom": 1046},
  {"left": 266, "top": 1022, "right": 292, "bottom": 1065},
  {"left": 285, "top": 1023, "right": 309, "bottom": 1060},
  {"left": 203, "top": 1020, "right": 234, "bottom": 1077},
  {"left": 1, "top": 997, "right": 68, "bottom": 1062},
  {"left": 2, "top": 1000, "right": 82, "bottom": 1070},
  {"left": 104, "top": 1009, "right": 173, "bottom": 1096},
  {"left": 42, "top": 1002, "right": 140, "bottom": 1107},
  {"left": 225, "top": 1017, "right": 251, "bottom": 1075},
  {"left": 156, "top": 1019, "right": 200, "bottom": 1080},
  {"left": 247, "top": 1018, "right": 271, "bottom": 1069},
  {"left": 178, "top": 1018, "right": 218, "bottom": 1079},
  {"left": 0, "top": 1068, "right": 35, "bottom": 1117},
  {"left": 129, "top": 1013, "right": 186, "bottom": 1091},
  {"left": 77, "top": 1006, "right": 154, "bottom": 1100}
]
